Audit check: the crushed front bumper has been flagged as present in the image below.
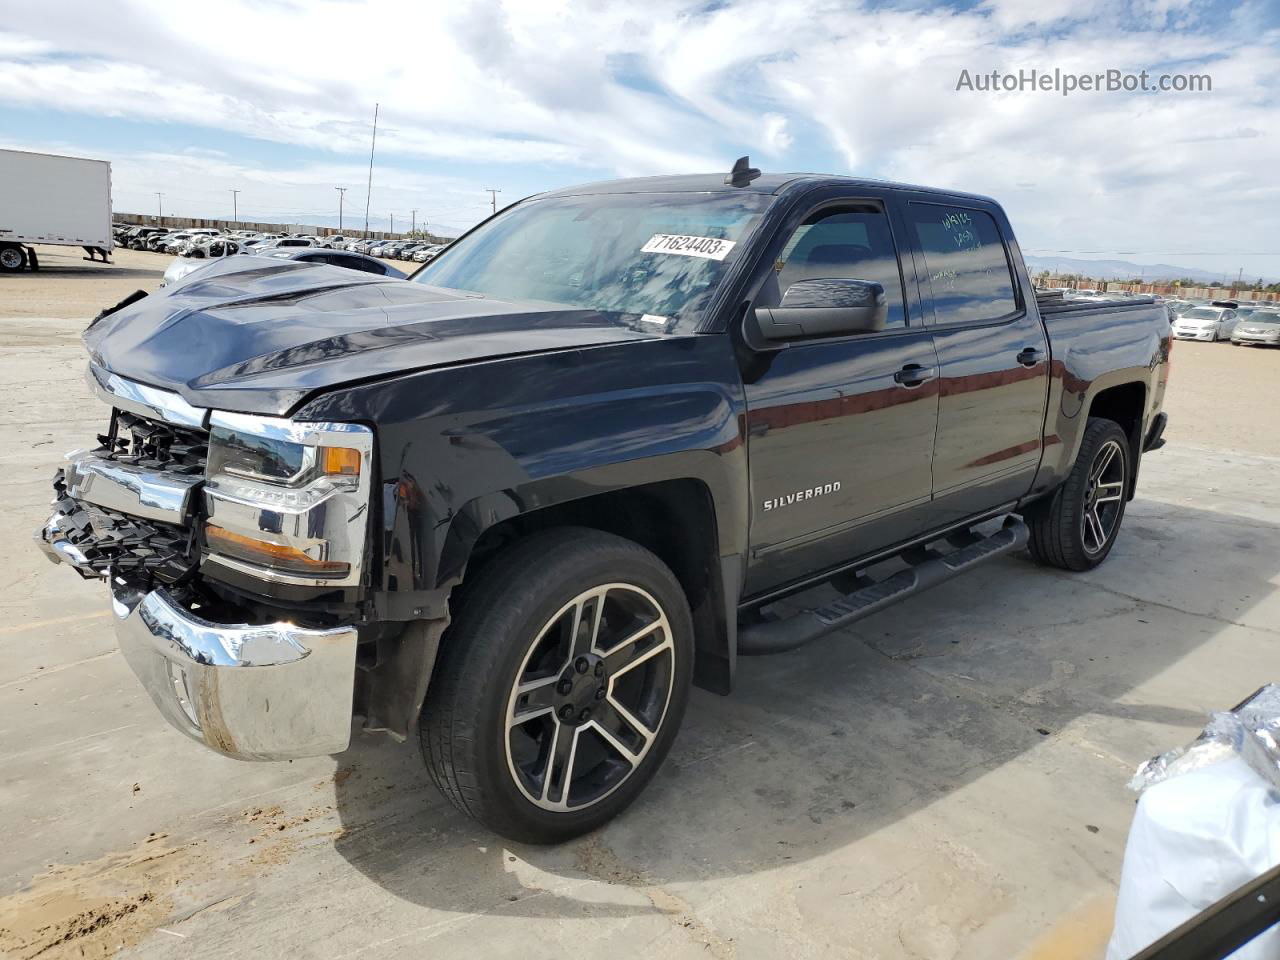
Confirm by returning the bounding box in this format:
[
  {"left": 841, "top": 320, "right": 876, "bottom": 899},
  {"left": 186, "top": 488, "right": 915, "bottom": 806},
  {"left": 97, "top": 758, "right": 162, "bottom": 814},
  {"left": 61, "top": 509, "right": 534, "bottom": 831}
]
[{"left": 110, "top": 578, "right": 357, "bottom": 761}]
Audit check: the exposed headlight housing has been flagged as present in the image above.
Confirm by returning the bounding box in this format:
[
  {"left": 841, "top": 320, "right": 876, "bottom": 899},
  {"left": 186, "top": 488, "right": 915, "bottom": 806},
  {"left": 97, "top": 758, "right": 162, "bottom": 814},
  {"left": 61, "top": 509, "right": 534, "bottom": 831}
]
[{"left": 202, "top": 412, "right": 374, "bottom": 587}]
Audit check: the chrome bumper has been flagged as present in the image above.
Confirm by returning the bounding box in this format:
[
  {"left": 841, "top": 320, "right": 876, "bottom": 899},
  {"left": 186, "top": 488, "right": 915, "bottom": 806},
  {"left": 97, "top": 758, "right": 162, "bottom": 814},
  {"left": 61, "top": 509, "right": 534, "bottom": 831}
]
[{"left": 111, "top": 578, "right": 358, "bottom": 761}]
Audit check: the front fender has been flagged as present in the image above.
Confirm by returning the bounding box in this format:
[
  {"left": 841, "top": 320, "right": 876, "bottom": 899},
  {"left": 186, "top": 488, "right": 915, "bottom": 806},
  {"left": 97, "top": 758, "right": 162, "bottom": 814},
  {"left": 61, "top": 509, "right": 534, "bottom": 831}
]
[{"left": 297, "top": 335, "right": 749, "bottom": 608}]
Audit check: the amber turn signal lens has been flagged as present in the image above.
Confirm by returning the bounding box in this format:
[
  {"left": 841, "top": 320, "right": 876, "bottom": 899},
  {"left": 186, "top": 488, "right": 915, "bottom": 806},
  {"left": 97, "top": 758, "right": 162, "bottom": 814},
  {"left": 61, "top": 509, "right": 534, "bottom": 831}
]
[
  {"left": 205, "top": 524, "right": 349, "bottom": 577},
  {"left": 321, "top": 446, "right": 362, "bottom": 477}
]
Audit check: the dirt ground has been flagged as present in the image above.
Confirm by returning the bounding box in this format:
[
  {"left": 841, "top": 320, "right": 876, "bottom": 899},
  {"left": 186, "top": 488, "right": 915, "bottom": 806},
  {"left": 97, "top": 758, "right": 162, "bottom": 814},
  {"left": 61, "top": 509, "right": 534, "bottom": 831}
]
[{"left": 1, "top": 246, "right": 1278, "bottom": 959}]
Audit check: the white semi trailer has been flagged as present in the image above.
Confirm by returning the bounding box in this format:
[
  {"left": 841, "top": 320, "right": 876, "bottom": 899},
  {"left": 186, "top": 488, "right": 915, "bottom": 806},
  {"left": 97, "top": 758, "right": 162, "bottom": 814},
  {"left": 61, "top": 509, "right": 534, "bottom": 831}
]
[{"left": 0, "top": 149, "right": 113, "bottom": 272}]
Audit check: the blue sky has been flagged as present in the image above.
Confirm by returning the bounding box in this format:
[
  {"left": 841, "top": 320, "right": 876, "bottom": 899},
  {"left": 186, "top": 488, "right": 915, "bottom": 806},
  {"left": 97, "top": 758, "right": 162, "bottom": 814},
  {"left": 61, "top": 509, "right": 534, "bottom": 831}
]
[{"left": 1, "top": 0, "right": 1277, "bottom": 277}]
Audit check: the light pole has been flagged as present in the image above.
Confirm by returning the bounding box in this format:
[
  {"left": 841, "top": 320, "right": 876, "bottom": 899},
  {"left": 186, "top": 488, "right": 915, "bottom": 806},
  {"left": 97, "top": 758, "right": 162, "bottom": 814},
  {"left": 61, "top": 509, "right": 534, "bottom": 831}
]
[
  {"left": 390, "top": 212, "right": 394, "bottom": 235},
  {"left": 411, "top": 208, "right": 417, "bottom": 234},
  {"left": 155, "top": 192, "right": 164, "bottom": 219},
  {"left": 335, "top": 187, "right": 347, "bottom": 230},
  {"left": 230, "top": 189, "right": 240, "bottom": 223},
  {"left": 485, "top": 188, "right": 501, "bottom": 214},
  {"left": 363, "top": 102, "right": 379, "bottom": 238}
]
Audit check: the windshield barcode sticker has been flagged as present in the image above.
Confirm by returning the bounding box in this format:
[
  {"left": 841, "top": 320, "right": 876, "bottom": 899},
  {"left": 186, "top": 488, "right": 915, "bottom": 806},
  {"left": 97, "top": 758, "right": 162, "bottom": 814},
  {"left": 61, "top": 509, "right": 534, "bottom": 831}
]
[{"left": 641, "top": 234, "right": 736, "bottom": 261}]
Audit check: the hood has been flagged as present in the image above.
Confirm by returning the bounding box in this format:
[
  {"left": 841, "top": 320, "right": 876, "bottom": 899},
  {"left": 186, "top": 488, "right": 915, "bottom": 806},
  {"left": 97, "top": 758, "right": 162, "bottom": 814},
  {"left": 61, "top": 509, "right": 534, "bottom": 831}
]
[{"left": 84, "top": 260, "right": 665, "bottom": 417}]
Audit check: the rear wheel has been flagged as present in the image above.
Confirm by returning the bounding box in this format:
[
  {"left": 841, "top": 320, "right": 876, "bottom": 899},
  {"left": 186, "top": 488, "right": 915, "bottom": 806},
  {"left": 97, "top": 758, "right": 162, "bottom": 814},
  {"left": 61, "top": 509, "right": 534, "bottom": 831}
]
[
  {"left": 1025, "top": 418, "right": 1131, "bottom": 571},
  {"left": 0, "top": 245, "right": 27, "bottom": 273},
  {"left": 420, "top": 528, "right": 693, "bottom": 843}
]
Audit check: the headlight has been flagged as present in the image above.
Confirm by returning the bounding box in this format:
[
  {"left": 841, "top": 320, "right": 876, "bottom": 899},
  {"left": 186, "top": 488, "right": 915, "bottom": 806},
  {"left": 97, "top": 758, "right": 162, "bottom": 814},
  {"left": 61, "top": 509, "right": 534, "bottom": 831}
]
[{"left": 202, "top": 412, "right": 373, "bottom": 586}]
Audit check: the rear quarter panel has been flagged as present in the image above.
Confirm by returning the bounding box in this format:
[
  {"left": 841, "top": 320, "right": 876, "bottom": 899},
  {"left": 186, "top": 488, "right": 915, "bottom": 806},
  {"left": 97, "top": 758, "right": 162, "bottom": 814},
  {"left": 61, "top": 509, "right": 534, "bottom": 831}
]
[{"left": 1030, "top": 301, "right": 1171, "bottom": 497}]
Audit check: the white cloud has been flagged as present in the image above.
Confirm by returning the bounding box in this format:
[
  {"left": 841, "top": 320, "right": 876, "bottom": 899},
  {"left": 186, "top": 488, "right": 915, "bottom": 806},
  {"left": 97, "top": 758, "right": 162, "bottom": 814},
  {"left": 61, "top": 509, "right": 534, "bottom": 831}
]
[{"left": 1, "top": 0, "right": 1277, "bottom": 272}]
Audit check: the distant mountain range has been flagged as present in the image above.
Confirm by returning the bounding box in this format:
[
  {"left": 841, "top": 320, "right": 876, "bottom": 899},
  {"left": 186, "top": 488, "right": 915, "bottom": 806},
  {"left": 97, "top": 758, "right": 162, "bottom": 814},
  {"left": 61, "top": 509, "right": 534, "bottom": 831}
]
[{"left": 1024, "top": 255, "right": 1273, "bottom": 285}]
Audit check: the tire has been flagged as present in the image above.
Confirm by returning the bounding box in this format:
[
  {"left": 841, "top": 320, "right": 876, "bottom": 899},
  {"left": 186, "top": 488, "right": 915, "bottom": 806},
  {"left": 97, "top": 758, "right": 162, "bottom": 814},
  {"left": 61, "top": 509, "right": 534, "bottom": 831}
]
[
  {"left": 1025, "top": 417, "right": 1131, "bottom": 572},
  {"left": 0, "top": 245, "right": 27, "bottom": 273},
  {"left": 420, "top": 527, "right": 694, "bottom": 843}
]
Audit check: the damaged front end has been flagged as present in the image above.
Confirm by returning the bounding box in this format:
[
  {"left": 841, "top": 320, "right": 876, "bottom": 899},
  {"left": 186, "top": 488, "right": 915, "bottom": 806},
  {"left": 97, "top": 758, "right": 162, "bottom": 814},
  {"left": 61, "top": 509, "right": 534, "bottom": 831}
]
[{"left": 36, "top": 368, "right": 372, "bottom": 761}]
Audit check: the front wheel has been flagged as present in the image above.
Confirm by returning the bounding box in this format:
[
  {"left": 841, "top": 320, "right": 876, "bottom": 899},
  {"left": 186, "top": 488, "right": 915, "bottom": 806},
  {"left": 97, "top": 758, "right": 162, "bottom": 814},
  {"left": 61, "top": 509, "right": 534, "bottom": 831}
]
[
  {"left": 420, "top": 528, "right": 693, "bottom": 843},
  {"left": 1025, "top": 418, "right": 1131, "bottom": 571}
]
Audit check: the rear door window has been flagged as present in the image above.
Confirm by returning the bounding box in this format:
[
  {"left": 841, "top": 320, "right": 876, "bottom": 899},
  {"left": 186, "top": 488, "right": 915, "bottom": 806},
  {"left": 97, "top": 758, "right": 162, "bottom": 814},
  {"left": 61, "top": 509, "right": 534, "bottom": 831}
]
[{"left": 908, "top": 203, "right": 1018, "bottom": 325}]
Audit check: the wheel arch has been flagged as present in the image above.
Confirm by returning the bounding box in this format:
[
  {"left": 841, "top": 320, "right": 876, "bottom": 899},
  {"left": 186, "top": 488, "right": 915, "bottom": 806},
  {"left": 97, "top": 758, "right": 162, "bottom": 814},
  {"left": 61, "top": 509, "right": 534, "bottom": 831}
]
[
  {"left": 449, "top": 478, "right": 739, "bottom": 695},
  {"left": 1084, "top": 380, "right": 1147, "bottom": 498}
]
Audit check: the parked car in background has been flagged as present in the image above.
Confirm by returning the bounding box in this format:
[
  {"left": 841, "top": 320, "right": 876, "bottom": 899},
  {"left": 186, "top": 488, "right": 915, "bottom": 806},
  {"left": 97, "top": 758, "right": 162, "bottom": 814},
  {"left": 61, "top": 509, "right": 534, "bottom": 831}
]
[
  {"left": 394, "top": 242, "right": 427, "bottom": 260},
  {"left": 161, "top": 229, "right": 220, "bottom": 254},
  {"left": 1229, "top": 305, "right": 1267, "bottom": 324},
  {"left": 1230, "top": 309, "right": 1280, "bottom": 347},
  {"left": 318, "top": 235, "right": 349, "bottom": 249},
  {"left": 187, "top": 236, "right": 241, "bottom": 258},
  {"left": 1171, "top": 305, "right": 1238, "bottom": 341},
  {"left": 254, "top": 237, "right": 316, "bottom": 251},
  {"left": 125, "top": 227, "right": 169, "bottom": 250},
  {"left": 241, "top": 234, "right": 283, "bottom": 250},
  {"left": 412, "top": 244, "right": 446, "bottom": 263},
  {"left": 150, "top": 231, "right": 194, "bottom": 253}
]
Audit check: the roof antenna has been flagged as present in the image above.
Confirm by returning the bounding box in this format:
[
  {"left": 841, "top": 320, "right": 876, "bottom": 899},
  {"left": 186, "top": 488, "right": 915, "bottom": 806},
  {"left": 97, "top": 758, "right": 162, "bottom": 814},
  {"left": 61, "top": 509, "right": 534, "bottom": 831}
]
[{"left": 725, "top": 155, "right": 761, "bottom": 187}]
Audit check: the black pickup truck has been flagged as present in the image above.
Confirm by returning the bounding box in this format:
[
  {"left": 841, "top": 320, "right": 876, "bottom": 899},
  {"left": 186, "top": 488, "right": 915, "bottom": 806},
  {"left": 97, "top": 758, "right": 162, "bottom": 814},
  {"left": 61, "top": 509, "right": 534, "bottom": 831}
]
[{"left": 38, "top": 160, "right": 1171, "bottom": 842}]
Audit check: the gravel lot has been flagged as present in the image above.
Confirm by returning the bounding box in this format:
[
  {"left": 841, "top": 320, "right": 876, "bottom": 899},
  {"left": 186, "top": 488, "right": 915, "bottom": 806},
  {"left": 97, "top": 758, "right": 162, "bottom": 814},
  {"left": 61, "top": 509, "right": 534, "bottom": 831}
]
[{"left": 1, "top": 247, "right": 1277, "bottom": 959}]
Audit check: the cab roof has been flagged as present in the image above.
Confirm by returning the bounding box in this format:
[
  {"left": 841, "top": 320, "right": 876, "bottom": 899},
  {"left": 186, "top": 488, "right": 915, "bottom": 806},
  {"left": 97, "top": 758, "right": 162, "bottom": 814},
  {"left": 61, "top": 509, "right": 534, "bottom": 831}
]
[{"left": 537, "top": 172, "right": 997, "bottom": 205}]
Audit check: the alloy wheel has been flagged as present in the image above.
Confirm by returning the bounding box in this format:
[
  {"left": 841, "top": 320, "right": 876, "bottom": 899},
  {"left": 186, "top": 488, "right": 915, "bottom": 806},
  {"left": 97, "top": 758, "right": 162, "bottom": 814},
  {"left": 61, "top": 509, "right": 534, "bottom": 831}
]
[
  {"left": 1082, "top": 438, "right": 1126, "bottom": 554},
  {"left": 504, "top": 582, "right": 675, "bottom": 813},
  {"left": 0, "top": 248, "right": 23, "bottom": 270}
]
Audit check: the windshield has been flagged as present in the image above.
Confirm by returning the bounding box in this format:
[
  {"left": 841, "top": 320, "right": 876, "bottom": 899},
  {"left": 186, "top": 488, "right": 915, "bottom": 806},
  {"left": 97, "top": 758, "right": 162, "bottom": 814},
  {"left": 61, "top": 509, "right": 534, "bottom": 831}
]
[
  {"left": 1245, "top": 312, "right": 1280, "bottom": 325},
  {"left": 1183, "top": 308, "right": 1221, "bottom": 320},
  {"left": 411, "top": 192, "right": 773, "bottom": 330}
]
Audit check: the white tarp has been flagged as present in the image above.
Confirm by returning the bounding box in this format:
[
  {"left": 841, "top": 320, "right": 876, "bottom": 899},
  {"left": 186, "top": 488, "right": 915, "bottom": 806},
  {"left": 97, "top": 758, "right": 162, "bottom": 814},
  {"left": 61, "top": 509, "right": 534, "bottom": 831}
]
[{"left": 1107, "top": 686, "right": 1280, "bottom": 958}]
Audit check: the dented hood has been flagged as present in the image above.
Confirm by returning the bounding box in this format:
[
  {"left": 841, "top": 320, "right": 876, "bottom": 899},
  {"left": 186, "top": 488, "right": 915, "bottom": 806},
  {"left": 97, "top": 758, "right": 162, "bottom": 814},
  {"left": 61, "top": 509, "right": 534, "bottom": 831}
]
[{"left": 84, "top": 259, "right": 662, "bottom": 416}]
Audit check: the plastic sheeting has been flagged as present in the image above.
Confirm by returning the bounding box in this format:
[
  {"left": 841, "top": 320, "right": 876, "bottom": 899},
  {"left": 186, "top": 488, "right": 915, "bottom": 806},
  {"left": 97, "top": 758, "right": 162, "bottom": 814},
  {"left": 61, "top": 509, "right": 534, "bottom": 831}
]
[{"left": 1107, "top": 685, "right": 1280, "bottom": 959}]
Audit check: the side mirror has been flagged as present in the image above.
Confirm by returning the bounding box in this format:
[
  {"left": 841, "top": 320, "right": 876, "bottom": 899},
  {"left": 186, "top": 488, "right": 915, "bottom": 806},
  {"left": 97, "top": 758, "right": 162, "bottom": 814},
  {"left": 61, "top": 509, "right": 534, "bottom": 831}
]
[{"left": 754, "top": 278, "right": 887, "bottom": 341}]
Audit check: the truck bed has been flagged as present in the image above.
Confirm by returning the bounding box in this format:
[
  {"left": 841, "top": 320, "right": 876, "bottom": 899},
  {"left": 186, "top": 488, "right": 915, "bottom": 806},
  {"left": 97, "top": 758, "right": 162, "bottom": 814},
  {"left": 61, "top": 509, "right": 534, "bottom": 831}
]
[{"left": 1036, "top": 290, "right": 1161, "bottom": 318}]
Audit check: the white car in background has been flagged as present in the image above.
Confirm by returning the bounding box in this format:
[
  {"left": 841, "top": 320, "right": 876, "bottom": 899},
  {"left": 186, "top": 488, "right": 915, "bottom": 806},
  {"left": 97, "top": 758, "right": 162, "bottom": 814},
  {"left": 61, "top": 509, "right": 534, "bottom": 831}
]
[
  {"left": 1171, "top": 305, "right": 1238, "bottom": 342},
  {"left": 1230, "top": 309, "right": 1280, "bottom": 347}
]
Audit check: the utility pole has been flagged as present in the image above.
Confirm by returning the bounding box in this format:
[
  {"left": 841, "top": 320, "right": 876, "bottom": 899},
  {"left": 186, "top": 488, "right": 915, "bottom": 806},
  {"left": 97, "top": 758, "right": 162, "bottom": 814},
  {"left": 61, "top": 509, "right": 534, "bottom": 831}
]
[
  {"left": 363, "top": 102, "right": 379, "bottom": 237},
  {"left": 411, "top": 209, "right": 417, "bottom": 234},
  {"left": 230, "top": 189, "right": 240, "bottom": 223},
  {"left": 390, "top": 213, "right": 394, "bottom": 235},
  {"left": 485, "top": 187, "right": 501, "bottom": 214},
  {"left": 155, "top": 193, "right": 164, "bottom": 219},
  {"left": 335, "top": 187, "right": 347, "bottom": 230}
]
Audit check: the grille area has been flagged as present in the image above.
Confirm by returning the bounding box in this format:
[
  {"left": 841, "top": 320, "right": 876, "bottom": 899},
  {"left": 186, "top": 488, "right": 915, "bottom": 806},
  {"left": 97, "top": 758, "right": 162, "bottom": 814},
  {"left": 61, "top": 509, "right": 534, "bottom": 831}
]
[
  {"left": 94, "top": 409, "right": 208, "bottom": 474},
  {"left": 45, "top": 408, "right": 207, "bottom": 583},
  {"left": 47, "top": 470, "right": 199, "bottom": 581}
]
